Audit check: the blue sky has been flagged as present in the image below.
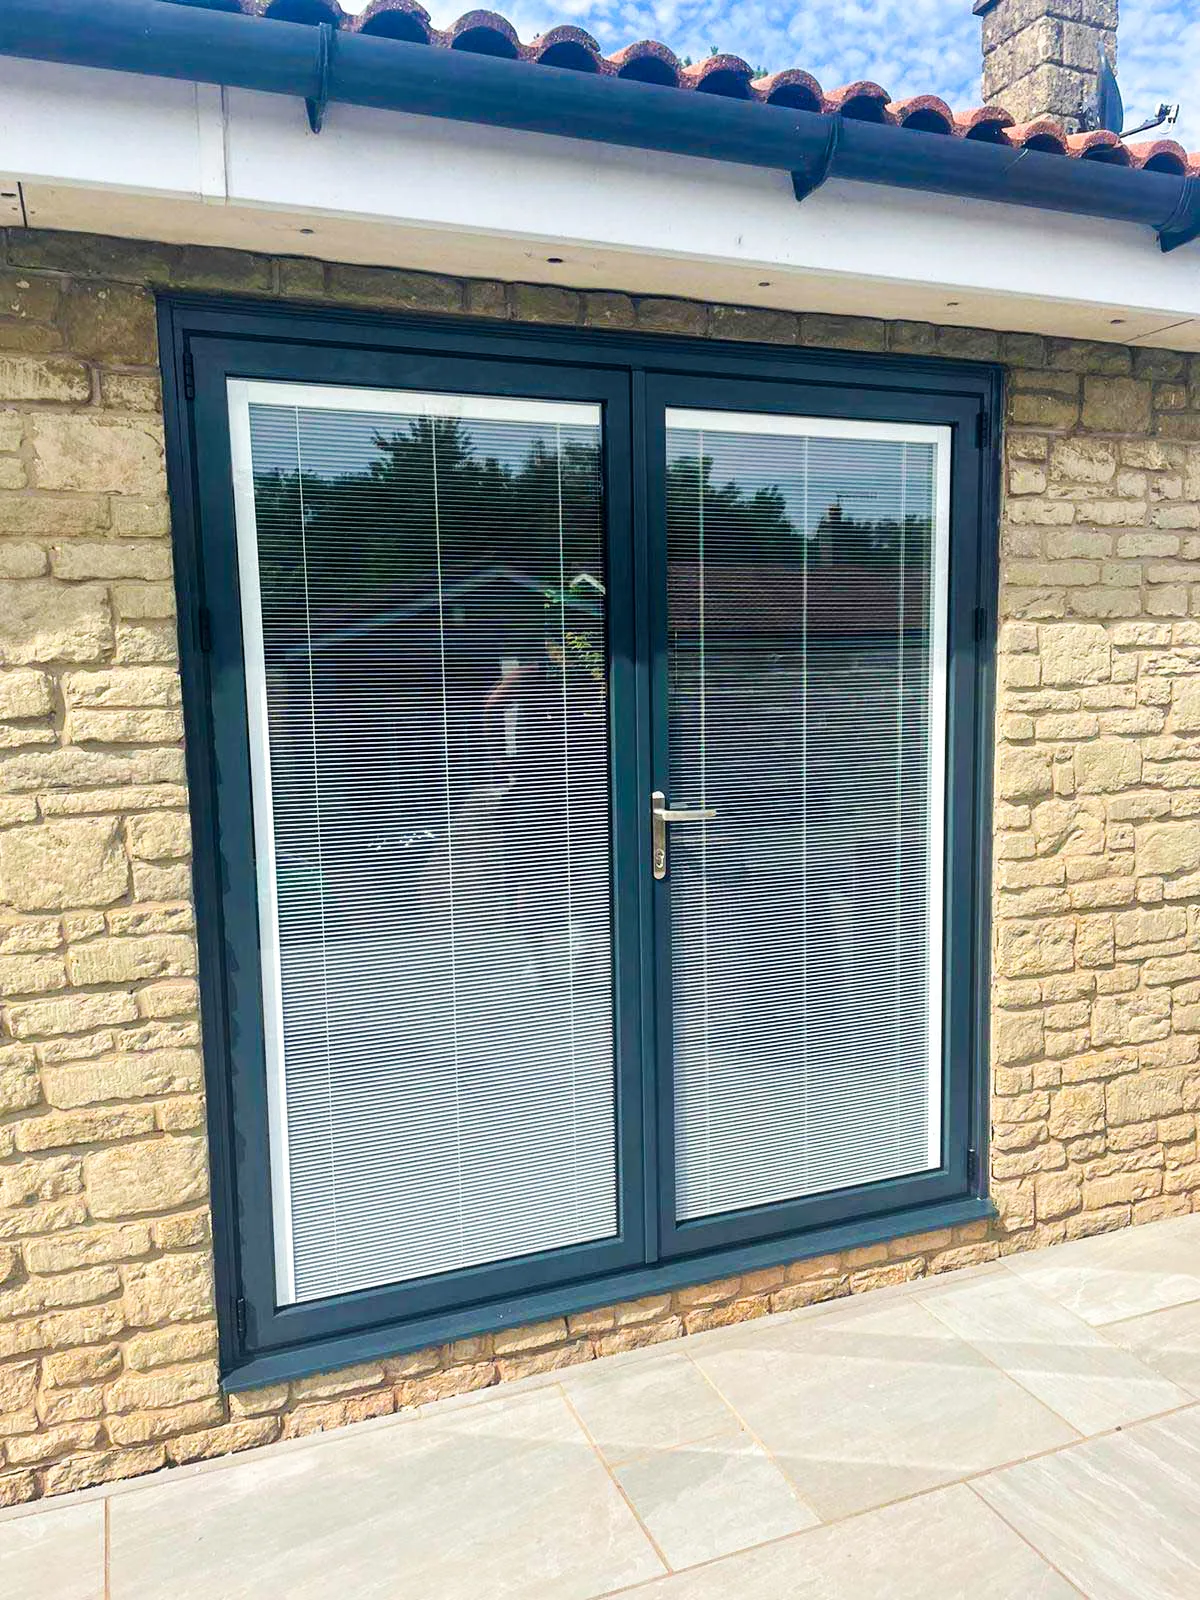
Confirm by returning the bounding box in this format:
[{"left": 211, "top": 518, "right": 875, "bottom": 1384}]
[{"left": 399, "top": 0, "right": 1199, "bottom": 149}]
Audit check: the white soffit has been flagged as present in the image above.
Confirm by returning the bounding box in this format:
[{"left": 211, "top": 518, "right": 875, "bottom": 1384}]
[{"left": 2, "top": 56, "right": 1199, "bottom": 350}]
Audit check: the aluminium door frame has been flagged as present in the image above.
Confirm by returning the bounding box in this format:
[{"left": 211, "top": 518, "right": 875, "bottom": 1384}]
[
  {"left": 642, "top": 372, "right": 985, "bottom": 1260},
  {"left": 159, "top": 296, "right": 999, "bottom": 1388},
  {"left": 172, "top": 326, "right": 647, "bottom": 1371}
]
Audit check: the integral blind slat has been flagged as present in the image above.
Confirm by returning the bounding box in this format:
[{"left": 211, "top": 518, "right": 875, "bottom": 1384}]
[
  {"left": 229, "top": 381, "right": 617, "bottom": 1305},
  {"left": 664, "top": 411, "right": 949, "bottom": 1223}
]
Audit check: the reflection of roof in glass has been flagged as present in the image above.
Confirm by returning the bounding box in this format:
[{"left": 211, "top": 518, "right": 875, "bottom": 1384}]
[
  {"left": 667, "top": 562, "right": 931, "bottom": 637},
  {"left": 291, "top": 562, "right": 603, "bottom": 659}
]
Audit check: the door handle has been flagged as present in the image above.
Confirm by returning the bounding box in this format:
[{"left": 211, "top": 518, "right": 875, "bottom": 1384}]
[{"left": 651, "top": 790, "right": 717, "bottom": 880}]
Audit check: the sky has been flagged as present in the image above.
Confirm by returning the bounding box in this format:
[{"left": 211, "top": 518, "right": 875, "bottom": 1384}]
[{"left": 351, "top": 0, "right": 1200, "bottom": 150}]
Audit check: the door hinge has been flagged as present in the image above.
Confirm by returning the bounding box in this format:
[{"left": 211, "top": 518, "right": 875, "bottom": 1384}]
[
  {"left": 974, "top": 605, "right": 987, "bottom": 644},
  {"left": 197, "top": 605, "right": 213, "bottom": 655},
  {"left": 234, "top": 1297, "right": 247, "bottom": 1344},
  {"left": 182, "top": 348, "right": 196, "bottom": 402},
  {"left": 967, "top": 1147, "right": 981, "bottom": 1189}
]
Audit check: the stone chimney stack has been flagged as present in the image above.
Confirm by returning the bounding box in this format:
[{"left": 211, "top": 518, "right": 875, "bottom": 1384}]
[{"left": 974, "top": 0, "right": 1117, "bottom": 132}]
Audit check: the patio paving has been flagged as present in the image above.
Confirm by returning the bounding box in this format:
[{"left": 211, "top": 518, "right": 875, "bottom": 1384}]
[{"left": 5, "top": 1213, "right": 1200, "bottom": 1598}]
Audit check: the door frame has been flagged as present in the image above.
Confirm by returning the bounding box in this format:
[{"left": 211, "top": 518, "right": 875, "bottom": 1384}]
[
  {"left": 159, "top": 296, "right": 1000, "bottom": 1388},
  {"left": 177, "top": 328, "right": 649, "bottom": 1365},
  {"left": 642, "top": 373, "right": 985, "bottom": 1260}
]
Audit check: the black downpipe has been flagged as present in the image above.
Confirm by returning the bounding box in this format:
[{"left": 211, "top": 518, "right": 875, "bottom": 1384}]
[{"left": 1, "top": 0, "right": 1197, "bottom": 250}]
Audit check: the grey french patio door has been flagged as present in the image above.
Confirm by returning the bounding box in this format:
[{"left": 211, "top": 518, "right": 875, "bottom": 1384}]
[
  {"left": 175, "top": 306, "right": 991, "bottom": 1376},
  {"left": 646, "top": 386, "right": 956, "bottom": 1253}
]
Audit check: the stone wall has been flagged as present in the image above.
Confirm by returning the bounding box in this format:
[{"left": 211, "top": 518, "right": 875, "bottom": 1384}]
[{"left": 0, "top": 227, "right": 1198, "bottom": 1506}]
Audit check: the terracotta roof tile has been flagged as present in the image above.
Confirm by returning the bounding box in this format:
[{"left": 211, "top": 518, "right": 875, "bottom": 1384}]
[
  {"left": 163, "top": 0, "right": 1200, "bottom": 173},
  {"left": 357, "top": 0, "right": 431, "bottom": 42},
  {"left": 1067, "top": 128, "right": 1131, "bottom": 164},
  {"left": 1006, "top": 119, "right": 1070, "bottom": 156},
  {"left": 824, "top": 82, "right": 893, "bottom": 123},
  {"left": 606, "top": 40, "right": 680, "bottom": 87},
  {"left": 752, "top": 69, "right": 824, "bottom": 113},
  {"left": 887, "top": 95, "right": 956, "bottom": 135},
  {"left": 953, "top": 105, "right": 1012, "bottom": 143},
  {"left": 680, "top": 54, "right": 754, "bottom": 98},
  {"left": 528, "top": 26, "right": 602, "bottom": 71},
  {"left": 1126, "top": 139, "right": 1191, "bottom": 175}
]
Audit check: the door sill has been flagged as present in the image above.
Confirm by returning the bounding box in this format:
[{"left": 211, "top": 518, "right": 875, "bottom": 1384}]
[{"left": 223, "top": 1194, "right": 995, "bottom": 1391}]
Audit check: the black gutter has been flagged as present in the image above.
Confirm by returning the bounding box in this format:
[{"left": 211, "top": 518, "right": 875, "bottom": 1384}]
[{"left": 2, "top": 0, "right": 1198, "bottom": 251}]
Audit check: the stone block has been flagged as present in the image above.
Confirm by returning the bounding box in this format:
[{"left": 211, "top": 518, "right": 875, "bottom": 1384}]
[
  {"left": 326, "top": 264, "right": 462, "bottom": 314},
  {"left": 127, "top": 812, "right": 191, "bottom": 862},
  {"left": 83, "top": 1137, "right": 208, "bottom": 1218},
  {"left": 0, "top": 817, "right": 127, "bottom": 910},
  {"left": 0, "top": 951, "right": 68, "bottom": 993},
  {"left": 51, "top": 541, "right": 171, "bottom": 582},
  {"left": 1074, "top": 738, "right": 1141, "bottom": 793},
  {"left": 167, "top": 1417, "right": 279, "bottom": 1465},
  {"left": 69, "top": 708, "right": 183, "bottom": 745},
  {"left": 710, "top": 305, "right": 799, "bottom": 344},
  {"left": 31, "top": 414, "right": 164, "bottom": 496},
  {"left": 800, "top": 313, "right": 887, "bottom": 351},
  {"left": 60, "top": 282, "right": 156, "bottom": 364},
  {"left": 0, "top": 580, "right": 112, "bottom": 664},
  {"left": 1081, "top": 377, "right": 1153, "bottom": 434},
  {"left": 15, "top": 1107, "right": 155, "bottom": 1152},
  {"left": 1092, "top": 991, "right": 1172, "bottom": 1049},
  {"left": 1173, "top": 677, "right": 1200, "bottom": 732},
  {"left": 0, "top": 546, "right": 48, "bottom": 580},
  {"left": 0, "top": 1044, "right": 39, "bottom": 1113},
  {"left": 1138, "top": 822, "right": 1200, "bottom": 877},
  {"left": 106, "top": 1363, "right": 218, "bottom": 1414},
  {"left": 996, "top": 917, "right": 1075, "bottom": 977},
  {"left": 170, "top": 247, "right": 272, "bottom": 294},
  {"left": 66, "top": 936, "right": 196, "bottom": 986},
  {"left": 0, "top": 355, "right": 91, "bottom": 404},
  {"left": 0, "top": 669, "right": 53, "bottom": 720},
  {"left": 1009, "top": 391, "right": 1079, "bottom": 429},
  {"left": 124, "top": 1323, "right": 218, "bottom": 1372},
  {"left": 582, "top": 292, "right": 635, "bottom": 329},
  {"left": 993, "top": 1010, "right": 1044, "bottom": 1065},
  {"left": 996, "top": 745, "right": 1053, "bottom": 800},
  {"left": 1039, "top": 621, "right": 1112, "bottom": 685}
]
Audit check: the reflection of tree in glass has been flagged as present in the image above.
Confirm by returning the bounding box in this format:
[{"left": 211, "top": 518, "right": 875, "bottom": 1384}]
[
  {"left": 665, "top": 452, "right": 930, "bottom": 568},
  {"left": 666, "top": 453, "right": 797, "bottom": 563},
  {"left": 812, "top": 500, "right": 932, "bottom": 569},
  {"left": 251, "top": 416, "right": 605, "bottom": 624}
]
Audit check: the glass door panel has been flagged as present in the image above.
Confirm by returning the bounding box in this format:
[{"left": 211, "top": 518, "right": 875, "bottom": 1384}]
[
  {"left": 228, "top": 380, "right": 618, "bottom": 1304},
  {"left": 662, "top": 409, "right": 951, "bottom": 1224}
]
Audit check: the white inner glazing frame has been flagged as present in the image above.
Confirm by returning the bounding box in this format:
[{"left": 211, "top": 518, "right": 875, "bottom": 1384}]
[
  {"left": 665, "top": 407, "right": 952, "bottom": 1183},
  {"left": 227, "top": 377, "right": 605, "bottom": 1305}
]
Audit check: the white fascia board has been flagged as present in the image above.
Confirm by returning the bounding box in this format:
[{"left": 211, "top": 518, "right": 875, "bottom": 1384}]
[
  {"left": 224, "top": 89, "right": 1200, "bottom": 326},
  {"left": 0, "top": 57, "right": 225, "bottom": 202},
  {"left": 3, "top": 56, "right": 1199, "bottom": 347}
]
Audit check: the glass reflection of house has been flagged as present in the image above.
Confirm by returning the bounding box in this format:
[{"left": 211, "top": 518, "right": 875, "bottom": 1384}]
[{"left": 271, "top": 562, "right": 606, "bottom": 948}]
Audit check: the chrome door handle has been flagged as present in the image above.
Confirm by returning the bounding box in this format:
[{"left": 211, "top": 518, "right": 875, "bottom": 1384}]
[{"left": 651, "top": 790, "right": 717, "bottom": 880}]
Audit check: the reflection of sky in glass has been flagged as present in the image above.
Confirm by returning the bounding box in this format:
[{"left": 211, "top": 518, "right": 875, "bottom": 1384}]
[
  {"left": 251, "top": 407, "right": 557, "bottom": 478},
  {"left": 669, "top": 432, "right": 936, "bottom": 541},
  {"left": 250, "top": 406, "right": 936, "bottom": 547}
]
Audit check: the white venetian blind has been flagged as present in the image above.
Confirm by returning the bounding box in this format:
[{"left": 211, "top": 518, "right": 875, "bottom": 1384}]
[
  {"left": 229, "top": 380, "right": 617, "bottom": 1304},
  {"left": 665, "top": 410, "right": 949, "bottom": 1223}
]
